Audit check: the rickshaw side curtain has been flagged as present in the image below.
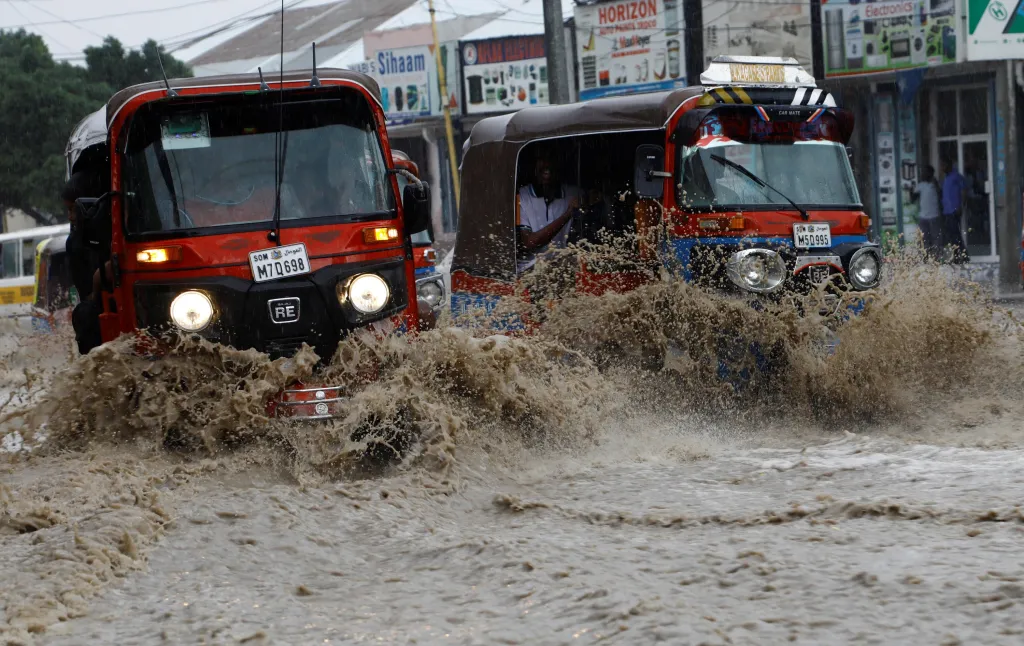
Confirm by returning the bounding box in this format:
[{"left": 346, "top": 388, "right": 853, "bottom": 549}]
[{"left": 452, "top": 139, "right": 522, "bottom": 282}]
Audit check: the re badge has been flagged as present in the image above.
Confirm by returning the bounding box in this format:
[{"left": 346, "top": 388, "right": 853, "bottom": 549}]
[{"left": 268, "top": 297, "right": 300, "bottom": 324}]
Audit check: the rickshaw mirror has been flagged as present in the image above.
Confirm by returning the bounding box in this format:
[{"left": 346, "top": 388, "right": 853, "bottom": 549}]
[
  {"left": 634, "top": 145, "right": 667, "bottom": 200},
  {"left": 403, "top": 181, "right": 431, "bottom": 235}
]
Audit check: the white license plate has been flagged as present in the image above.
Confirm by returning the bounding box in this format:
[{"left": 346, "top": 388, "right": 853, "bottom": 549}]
[
  {"left": 248, "top": 243, "right": 311, "bottom": 283},
  {"left": 793, "top": 223, "right": 832, "bottom": 249}
]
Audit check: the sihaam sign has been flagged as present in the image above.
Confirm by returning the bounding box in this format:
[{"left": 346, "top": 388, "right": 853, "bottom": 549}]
[{"left": 351, "top": 43, "right": 460, "bottom": 124}]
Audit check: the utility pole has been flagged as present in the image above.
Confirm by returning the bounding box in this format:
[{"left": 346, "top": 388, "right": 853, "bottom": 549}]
[
  {"left": 542, "top": 0, "right": 570, "bottom": 104},
  {"left": 427, "top": 0, "right": 461, "bottom": 211}
]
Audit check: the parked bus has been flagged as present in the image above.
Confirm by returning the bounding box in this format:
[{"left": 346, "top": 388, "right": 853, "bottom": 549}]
[{"left": 0, "top": 224, "right": 71, "bottom": 320}]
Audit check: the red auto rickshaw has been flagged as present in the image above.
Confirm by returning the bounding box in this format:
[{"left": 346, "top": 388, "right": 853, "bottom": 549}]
[{"left": 64, "top": 67, "right": 433, "bottom": 418}]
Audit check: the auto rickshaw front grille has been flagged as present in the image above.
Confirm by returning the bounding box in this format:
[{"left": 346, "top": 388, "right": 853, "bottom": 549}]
[{"left": 264, "top": 336, "right": 313, "bottom": 360}]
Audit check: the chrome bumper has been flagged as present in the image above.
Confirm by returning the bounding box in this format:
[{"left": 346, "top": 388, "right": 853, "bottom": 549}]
[{"left": 273, "top": 385, "right": 346, "bottom": 420}]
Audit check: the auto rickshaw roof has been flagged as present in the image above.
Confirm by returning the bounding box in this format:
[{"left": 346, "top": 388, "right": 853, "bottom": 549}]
[
  {"left": 65, "top": 68, "right": 381, "bottom": 177},
  {"left": 466, "top": 87, "right": 704, "bottom": 147},
  {"left": 105, "top": 68, "right": 382, "bottom": 126},
  {"left": 65, "top": 108, "right": 107, "bottom": 172},
  {"left": 454, "top": 88, "right": 703, "bottom": 283}
]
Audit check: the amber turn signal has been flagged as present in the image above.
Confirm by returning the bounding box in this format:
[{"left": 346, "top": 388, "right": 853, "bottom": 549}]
[
  {"left": 728, "top": 216, "right": 745, "bottom": 230},
  {"left": 859, "top": 215, "right": 871, "bottom": 230},
  {"left": 363, "top": 227, "right": 400, "bottom": 243},
  {"left": 136, "top": 247, "right": 181, "bottom": 263}
]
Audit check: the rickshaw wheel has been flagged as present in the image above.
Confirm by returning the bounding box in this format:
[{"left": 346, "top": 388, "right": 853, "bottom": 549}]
[{"left": 348, "top": 408, "right": 417, "bottom": 469}]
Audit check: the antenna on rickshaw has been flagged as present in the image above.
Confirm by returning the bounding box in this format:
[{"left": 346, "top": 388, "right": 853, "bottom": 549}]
[
  {"left": 155, "top": 49, "right": 177, "bottom": 97},
  {"left": 310, "top": 42, "right": 321, "bottom": 87},
  {"left": 258, "top": 68, "right": 271, "bottom": 92},
  {"left": 269, "top": 0, "right": 286, "bottom": 243}
]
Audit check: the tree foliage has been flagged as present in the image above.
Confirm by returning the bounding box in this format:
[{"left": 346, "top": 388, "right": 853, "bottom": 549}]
[
  {"left": 85, "top": 37, "right": 192, "bottom": 91},
  {"left": 0, "top": 30, "right": 192, "bottom": 221}
]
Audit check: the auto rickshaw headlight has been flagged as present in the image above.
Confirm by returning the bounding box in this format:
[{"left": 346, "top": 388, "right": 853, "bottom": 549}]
[
  {"left": 848, "top": 248, "right": 881, "bottom": 290},
  {"left": 169, "top": 290, "right": 214, "bottom": 332},
  {"left": 726, "top": 249, "right": 786, "bottom": 294},
  {"left": 342, "top": 273, "right": 390, "bottom": 314},
  {"left": 416, "top": 276, "right": 444, "bottom": 309}
]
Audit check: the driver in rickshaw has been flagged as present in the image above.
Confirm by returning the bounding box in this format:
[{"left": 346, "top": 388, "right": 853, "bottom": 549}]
[{"left": 516, "top": 146, "right": 585, "bottom": 274}]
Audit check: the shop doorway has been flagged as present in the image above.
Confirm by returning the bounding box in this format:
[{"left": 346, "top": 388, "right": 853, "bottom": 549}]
[{"left": 932, "top": 86, "right": 995, "bottom": 261}]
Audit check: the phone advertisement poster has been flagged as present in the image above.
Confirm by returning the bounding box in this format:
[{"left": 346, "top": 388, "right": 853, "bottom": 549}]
[{"left": 461, "top": 36, "right": 550, "bottom": 115}]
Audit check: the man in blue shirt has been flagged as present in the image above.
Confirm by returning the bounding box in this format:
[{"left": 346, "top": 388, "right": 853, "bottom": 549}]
[{"left": 940, "top": 157, "right": 970, "bottom": 263}]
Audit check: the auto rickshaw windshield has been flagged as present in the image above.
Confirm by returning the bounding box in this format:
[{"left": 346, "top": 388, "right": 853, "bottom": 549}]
[
  {"left": 677, "top": 108, "right": 861, "bottom": 210},
  {"left": 678, "top": 140, "right": 860, "bottom": 210},
  {"left": 122, "top": 88, "right": 395, "bottom": 236}
]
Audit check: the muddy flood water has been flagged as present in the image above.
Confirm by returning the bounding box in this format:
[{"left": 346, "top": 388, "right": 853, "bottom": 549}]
[{"left": 3, "top": 252, "right": 1024, "bottom": 645}]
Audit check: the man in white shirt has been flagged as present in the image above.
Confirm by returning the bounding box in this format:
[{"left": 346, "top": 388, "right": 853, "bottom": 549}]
[
  {"left": 912, "top": 164, "right": 941, "bottom": 258},
  {"left": 516, "top": 147, "right": 582, "bottom": 273}
]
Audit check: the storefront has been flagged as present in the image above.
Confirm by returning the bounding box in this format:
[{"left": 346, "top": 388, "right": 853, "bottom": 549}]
[
  {"left": 820, "top": 0, "right": 1022, "bottom": 286},
  {"left": 351, "top": 41, "right": 464, "bottom": 239}
]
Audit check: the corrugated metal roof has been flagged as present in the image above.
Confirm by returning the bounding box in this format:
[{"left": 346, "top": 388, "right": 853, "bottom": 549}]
[
  {"left": 189, "top": 0, "right": 415, "bottom": 67},
  {"left": 460, "top": 0, "right": 577, "bottom": 40}
]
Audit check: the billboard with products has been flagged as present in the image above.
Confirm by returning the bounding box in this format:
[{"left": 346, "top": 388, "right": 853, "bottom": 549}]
[
  {"left": 574, "top": 0, "right": 688, "bottom": 100},
  {"left": 461, "top": 35, "right": 550, "bottom": 115},
  {"left": 821, "top": 0, "right": 958, "bottom": 76}
]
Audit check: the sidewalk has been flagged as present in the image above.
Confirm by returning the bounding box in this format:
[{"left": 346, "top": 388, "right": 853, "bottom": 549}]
[{"left": 944, "top": 260, "right": 1024, "bottom": 303}]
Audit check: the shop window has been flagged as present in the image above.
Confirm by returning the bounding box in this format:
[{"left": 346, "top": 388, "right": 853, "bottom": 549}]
[
  {"left": 936, "top": 90, "right": 957, "bottom": 137},
  {"left": 937, "top": 141, "right": 958, "bottom": 171},
  {"left": 1, "top": 241, "right": 19, "bottom": 278},
  {"left": 959, "top": 88, "right": 988, "bottom": 135}
]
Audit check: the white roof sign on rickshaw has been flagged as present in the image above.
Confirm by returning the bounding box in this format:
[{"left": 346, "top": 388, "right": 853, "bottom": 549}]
[{"left": 700, "top": 55, "right": 818, "bottom": 90}]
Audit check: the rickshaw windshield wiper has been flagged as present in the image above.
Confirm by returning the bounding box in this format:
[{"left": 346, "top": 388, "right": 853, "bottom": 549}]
[
  {"left": 708, "top": 153, "right": 810, "bottom": 221},
  {"left": 154, "top": 142, "right": 184, "bottom": 228},
  {"left": 271, "top": 130, "right": 288, "bottom": 241}
]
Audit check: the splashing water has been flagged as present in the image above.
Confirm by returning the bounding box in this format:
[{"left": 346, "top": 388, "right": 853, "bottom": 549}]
[
  {"left": 3, "top": 240, "right": 1022, "bottom": 466},
  {"left": 3, "top": 241, "right": 1024, "bottom": 643}
]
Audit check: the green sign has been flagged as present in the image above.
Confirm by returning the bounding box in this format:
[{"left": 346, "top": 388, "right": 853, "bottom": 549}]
[
  {"left": 968, "top": 0, "right": 1024, "bottom": 59},
  {"left": 822, "top": 0, "right": 957, "bottom": 77}
]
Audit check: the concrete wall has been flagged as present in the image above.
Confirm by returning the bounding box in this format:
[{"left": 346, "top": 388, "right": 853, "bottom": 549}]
[{"left": 2, "top": 209, "right": 41, "bottom": 234}]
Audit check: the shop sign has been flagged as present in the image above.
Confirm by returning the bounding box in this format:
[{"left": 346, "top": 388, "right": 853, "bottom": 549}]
[
  {"left": 821, "top": 0, "right": 958, "bottom": 77},
  {"left": 461, "top": 36, "right": 549, "bottom": 115},
  {"left": 350, "top": 44, "right": 460, "bottom": 124},
  {"left": 967, "top": 0, "right": 1024, "bottom": 60},
  {"left": 875, "top": 95, "right": 901, "bottom": 245},
  {"left": 702, "top": 0, "right": 814, "bottom": 71},
  {"left": 574, "top": 0, "right": 688, "bottom": 100}
]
